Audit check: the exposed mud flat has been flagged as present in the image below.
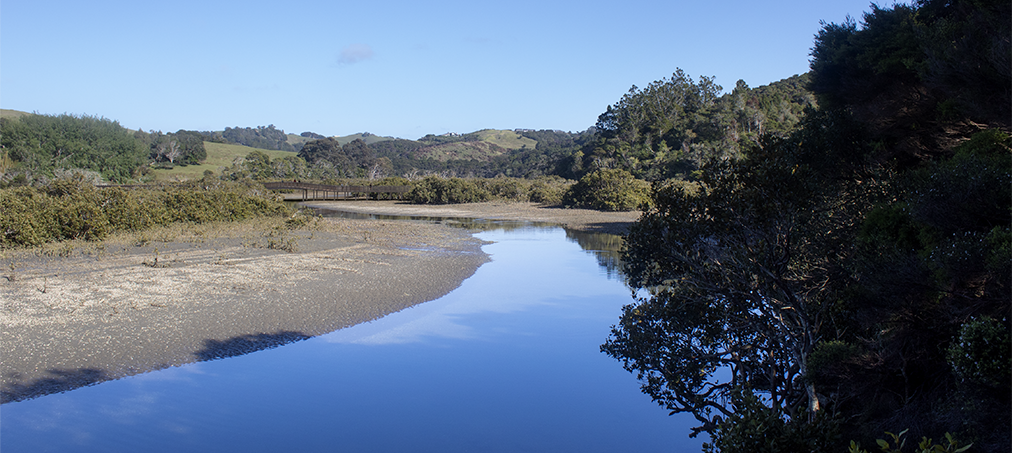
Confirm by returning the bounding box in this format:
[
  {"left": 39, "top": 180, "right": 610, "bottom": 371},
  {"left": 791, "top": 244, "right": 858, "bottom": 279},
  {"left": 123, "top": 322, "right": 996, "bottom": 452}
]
[
  {"left": 0, "top": 202, "right": 638, "bottom": 403},
  {"left": 304, "top": 200, "right": 640, "bottom": 235}
]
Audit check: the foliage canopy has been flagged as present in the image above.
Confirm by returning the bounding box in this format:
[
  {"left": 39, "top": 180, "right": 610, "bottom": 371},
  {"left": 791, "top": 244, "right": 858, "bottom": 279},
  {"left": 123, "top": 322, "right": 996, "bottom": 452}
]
[{"left": 604, "top": 1, "right": 1011, "bottom": 451}]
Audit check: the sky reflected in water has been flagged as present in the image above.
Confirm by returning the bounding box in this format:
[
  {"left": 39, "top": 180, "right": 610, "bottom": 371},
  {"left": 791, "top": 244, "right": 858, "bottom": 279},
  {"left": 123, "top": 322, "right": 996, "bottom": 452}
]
[{"left": 1, "top": 226, "right": 705, "bottom": 452}]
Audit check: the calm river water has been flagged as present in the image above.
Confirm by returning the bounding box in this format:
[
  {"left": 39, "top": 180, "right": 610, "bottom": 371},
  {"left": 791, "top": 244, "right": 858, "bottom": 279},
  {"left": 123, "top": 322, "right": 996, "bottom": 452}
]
[{"left": 1, "top": 221, "right": 704, "bottom": 452}]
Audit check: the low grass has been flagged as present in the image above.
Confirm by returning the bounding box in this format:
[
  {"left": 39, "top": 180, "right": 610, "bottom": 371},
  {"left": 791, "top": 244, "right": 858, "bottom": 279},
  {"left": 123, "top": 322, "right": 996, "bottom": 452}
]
[
  {"left": 286, "top": 133, "right": 316, "bottom": 149},
  {"left": 333, "top": 133, "right": 396, "bottom": 145},
  {"left": 470, "top": 129, "right": 537, "bottom": 150},
  {"left": 150, "top": 142, "right": 297, "bottom": 182},
  {"left": 416, "top": 141, "right": 508, "bottom": 161},
  {"left": 1, "top": 109, "right": 34, "bottom": 120}
]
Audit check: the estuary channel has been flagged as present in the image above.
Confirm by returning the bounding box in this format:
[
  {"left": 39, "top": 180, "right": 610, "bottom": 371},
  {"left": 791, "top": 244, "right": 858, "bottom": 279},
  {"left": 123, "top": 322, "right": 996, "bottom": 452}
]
[{"left": 1, "top": 214, "right": 705, "bottom": 452}]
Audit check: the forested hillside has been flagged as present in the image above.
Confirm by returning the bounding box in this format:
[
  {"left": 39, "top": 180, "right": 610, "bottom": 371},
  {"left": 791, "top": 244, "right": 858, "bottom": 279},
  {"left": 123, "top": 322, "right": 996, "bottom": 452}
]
[
  {"left": 292, "top": 128, "right": 588, "bottom": 178},
  {"left": 574, "top": 72, "right": 816, "bottom": 181},
  {"left": 0, "top": 69, "right": 817, "bottom": 186},
  {"left": 605, "top": 1, "right": 1010, "bottom": 451}
]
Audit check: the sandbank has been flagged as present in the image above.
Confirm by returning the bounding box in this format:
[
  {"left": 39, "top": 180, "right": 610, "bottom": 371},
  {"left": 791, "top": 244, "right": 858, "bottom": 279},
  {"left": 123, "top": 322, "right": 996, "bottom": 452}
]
[{"left": 1, "top": 202, "right": 638, "bottom": 403}]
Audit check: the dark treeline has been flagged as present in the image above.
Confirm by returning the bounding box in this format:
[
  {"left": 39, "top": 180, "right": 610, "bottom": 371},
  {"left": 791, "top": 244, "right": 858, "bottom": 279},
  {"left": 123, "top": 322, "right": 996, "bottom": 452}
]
[
  {"left": 203, "top": 124, "right": 297, "bottom": 152},
  {"left": 577, "top": 72, "right": 816, "bottom": 181},
  {"left": 296, "top": 73, "right": 813, "bottom": 182},
  {"left": 295, "top": 138, "right": 392, "bottom": 180},
  {"left": 605, "top": 1, "right": 1010, "bottom": 451},
  {"left": 295, "top": 130, "right": 592, "bottom": 179},
  {"left": 0, "top": 72, "right": 814, "bottom": 188},
  {"left": 289, "top": 74, "right": 813, "bottom": 181}
]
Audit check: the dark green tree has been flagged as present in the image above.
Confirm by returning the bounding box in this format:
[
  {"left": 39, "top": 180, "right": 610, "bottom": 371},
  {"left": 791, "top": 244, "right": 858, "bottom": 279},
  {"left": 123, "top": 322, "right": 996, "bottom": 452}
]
[
  {"left": 578, "top": 71, "right": 815, "bottom": 181},
  {"left": 604, "top": 110, "right": 872, "bottom": 439},
  {"left": 148, "top": 130, "right": 206, "bottom": 165},
  {"left": 220, "top": 124, "right": 295, "bottom": 151},
  {"left": 0, "top": 113, "right": 148, "bottom": 183},
  {"left": 605, "top": 2, "right": 1011, "bottom": 450},
  {"left": 562, "top": 168, "right": 650, "bottom": 211},
  {"left": 297, "top": 137, "right": 344, "bottom": 166}
]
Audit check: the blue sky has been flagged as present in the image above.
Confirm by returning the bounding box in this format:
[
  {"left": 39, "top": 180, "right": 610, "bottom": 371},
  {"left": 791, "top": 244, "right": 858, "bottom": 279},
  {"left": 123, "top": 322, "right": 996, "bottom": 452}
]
[{"left": 2, "top": 0, "right": 878, "bottom": 139}]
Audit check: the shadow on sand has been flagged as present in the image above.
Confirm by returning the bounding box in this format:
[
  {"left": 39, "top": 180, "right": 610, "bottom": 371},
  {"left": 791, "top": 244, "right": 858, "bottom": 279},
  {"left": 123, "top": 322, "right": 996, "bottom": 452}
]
[
  {"left": 193, "top": 331, "right": 312, "bottom": 361},
  {"left": 2, "top": 330, "right": 313, "bottom": 404}
]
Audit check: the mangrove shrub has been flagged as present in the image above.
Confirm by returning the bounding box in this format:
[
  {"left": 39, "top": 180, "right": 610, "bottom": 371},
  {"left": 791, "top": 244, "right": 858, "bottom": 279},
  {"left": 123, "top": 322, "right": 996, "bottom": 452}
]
[
  {"left": 562, "top": 168, "right": 650, "bottom": 211},
  {"left": 0, "top": 177, "right": 291, "bottom": 248}
]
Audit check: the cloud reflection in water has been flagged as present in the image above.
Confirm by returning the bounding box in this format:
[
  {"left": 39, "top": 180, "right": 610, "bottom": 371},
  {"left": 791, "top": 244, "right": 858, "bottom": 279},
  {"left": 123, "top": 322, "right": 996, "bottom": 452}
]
[{"left": 322, "top": 227, "right": 621, "bottom": 345}]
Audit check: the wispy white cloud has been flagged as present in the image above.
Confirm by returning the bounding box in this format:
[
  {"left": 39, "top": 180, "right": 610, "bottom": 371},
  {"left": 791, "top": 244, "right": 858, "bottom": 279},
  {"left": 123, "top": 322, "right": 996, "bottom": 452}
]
[{"left": 338, "top": 43, "right": 374, "bottom": 65}]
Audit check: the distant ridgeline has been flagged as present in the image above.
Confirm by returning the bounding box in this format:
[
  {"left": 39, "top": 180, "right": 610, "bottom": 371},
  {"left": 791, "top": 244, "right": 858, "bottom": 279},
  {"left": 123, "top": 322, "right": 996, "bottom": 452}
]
[
  {"left": 288, "top": 74, "right": 817, "bottom": 181},
  {"left": 0, "top": 72, "right": 819, "bottom": 184}
]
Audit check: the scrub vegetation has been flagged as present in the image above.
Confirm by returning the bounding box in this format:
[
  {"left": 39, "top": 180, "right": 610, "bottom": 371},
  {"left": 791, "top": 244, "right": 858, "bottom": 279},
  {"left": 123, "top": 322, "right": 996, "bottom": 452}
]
[
  {"left": 604, "top": 1, "right": 1010, "bottom": 451},
  {"left": 0, "top": 0, "right": 1008, "bottom": 450},
  {"left": 0, "top": 176, "right": 291, "bottom": 248}
]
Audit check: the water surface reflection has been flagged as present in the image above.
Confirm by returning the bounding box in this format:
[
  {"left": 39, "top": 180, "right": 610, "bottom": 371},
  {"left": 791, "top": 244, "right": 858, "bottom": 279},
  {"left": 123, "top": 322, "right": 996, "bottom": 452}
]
[{"left": 1, "top": 225, "right": 703, "bottom": 452}]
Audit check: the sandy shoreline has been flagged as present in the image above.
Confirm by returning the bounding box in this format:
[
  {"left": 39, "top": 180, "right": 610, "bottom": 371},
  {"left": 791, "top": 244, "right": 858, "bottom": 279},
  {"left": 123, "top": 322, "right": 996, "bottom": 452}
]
[
  {"left": 304, "top": 200, "right": 641, "bottom": 235},
  {"left": 1, "top": 202, "right": 639, "bottom": 403}
]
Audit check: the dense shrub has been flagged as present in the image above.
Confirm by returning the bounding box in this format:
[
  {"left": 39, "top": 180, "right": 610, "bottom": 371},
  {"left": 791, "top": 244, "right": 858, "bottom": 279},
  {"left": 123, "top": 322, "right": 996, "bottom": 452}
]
[
  {"left": 702, "top": 388, "right": 840, "bottom": 453},
  {"left": 0, "top": 114, "right": 148, "bottom": 183},
  {"left": 406, "top": 176, "right": 574, "bottom": 205},
  {"left": 408, "top": 176, "right": 490, "bottom": 204},
  {"left": 370, "top": 176, "right": 412, "bottom": 200},
  {"left": 527, "top": 176, "right": 573, "bottom": 205},
  {"left": 0, "top": 186, "right": 60, "bottom": 247},
  {"left": 947, "top": 316, "right": 1011, "bottom": 389},
  {"left": 0, "top": 177, "right": 291, "bottom": 248},
  {"left": 562, "top": 168, "right": 650, "bottom": 211},
  {"left": 477, "top": 176, "right": 528, "bottom": 202}
]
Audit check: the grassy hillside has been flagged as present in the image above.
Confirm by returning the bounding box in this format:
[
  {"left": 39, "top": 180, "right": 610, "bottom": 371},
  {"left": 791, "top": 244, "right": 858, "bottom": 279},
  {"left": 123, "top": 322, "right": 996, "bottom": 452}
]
[
  {"left": 334, "top": 133, "right": 396, "bottom": 145},
  {"left": 398, "top": 129, "right": 539, "bottom": 162},
  {"left": 1, "top": 109, "right": 34, "bottom": 120},
  {"left": 285, "top": 134, "right": 316, "bottom": 149},
  {"left": 469, "top": 129, "right": 537, "bottom": 150},
  {"left": 150, "top": 142, "right": 296, "bottom": 182},
  {"left": 414, "top": 141, "right": 509, "bottom": 162}
]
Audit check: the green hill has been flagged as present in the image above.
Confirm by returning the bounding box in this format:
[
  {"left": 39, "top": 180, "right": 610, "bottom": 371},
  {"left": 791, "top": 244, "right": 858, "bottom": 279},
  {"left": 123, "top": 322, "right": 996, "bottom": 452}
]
[
  {"left": 285, "top": 133, "right": 317, "bottom": 150},
  {"left": 400, "top": 129, "right": 539, "bottom": 162},
  {"left": 150, "top": 142, "right": 296, "bottom": 182},
  {"left": 468, "top": 129, "right": 537, "bottom": 150},
  {"left": 414, "top": 141, "right": 509, "bottom": 162},
  {"left": 333, "top": 132, "right": 396, "bottom": 146},
  {"left": 0, "top": 109, "right": 33, "bottom": 120}
]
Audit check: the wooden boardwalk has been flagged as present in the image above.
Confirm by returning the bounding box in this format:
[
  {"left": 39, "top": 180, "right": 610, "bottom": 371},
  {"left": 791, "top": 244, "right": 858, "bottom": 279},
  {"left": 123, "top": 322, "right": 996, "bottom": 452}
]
[{"left": 262, "top": 182, "right": 412, "bottom": 200}]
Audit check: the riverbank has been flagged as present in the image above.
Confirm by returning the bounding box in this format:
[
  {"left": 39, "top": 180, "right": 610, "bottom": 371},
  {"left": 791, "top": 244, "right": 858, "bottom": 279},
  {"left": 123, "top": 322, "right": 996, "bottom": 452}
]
[
  {"left": 303, "top": 200, "right": 641, "bottom": 235},
  {"left": 1, "top": 202, "right": 640, "bottom": 403}
]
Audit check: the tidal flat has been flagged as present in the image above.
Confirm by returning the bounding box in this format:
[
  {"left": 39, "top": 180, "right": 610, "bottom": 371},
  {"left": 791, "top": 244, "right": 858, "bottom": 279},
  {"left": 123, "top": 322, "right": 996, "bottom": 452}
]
[{"left": 0, "top": 201, "right": 639, "bottom": 403}]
